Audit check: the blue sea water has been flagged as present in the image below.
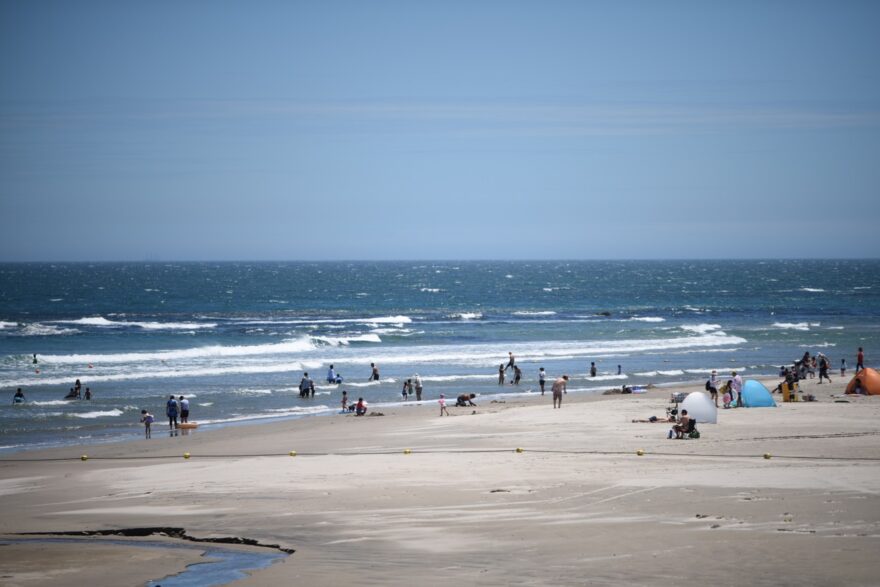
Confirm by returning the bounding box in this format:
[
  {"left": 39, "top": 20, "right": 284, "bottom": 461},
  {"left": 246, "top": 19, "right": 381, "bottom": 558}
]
[{"left": 1, "top": 260, "right": 878, "bottom": 453}]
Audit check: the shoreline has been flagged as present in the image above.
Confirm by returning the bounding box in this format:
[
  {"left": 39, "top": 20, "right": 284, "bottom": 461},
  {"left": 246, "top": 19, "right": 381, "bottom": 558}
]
[{"left": 1, "top": 371, "right": 781, "bottom": 457}]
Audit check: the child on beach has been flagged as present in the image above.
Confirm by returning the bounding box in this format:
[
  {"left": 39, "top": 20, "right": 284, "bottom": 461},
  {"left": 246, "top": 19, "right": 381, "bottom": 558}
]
[
  {"left": 438, "top": 394, "right": 449, "bottom": 416},
  {"left": 341, "top": 390, "right": 348, "bottom": 412},
  {"left": 140, "top": 410, "right": 154, "bottom": 439}
]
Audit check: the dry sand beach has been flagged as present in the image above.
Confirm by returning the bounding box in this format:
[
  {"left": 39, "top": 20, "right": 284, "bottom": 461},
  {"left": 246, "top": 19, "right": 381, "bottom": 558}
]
[{"left": 1, "top": 377, "right": 879, "bottom": 586}]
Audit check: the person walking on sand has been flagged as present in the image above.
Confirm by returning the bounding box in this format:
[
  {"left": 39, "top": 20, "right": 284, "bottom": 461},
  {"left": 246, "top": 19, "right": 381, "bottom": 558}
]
[
  {"left": 438, "top": 394, "right": 449, "bottom": 416},
  {"left": 505, "top": 352, "right": 515, "bottom": 372},
  {"left": 552, "top": 375, "right": 569, "bottom": 409},
  {"left": 708, "top": 370, "right": 719, "bottom": 407},
  {"left": 538, "top": 367, "right": 546, "bottom": 395},
  {"left": 817, "top": 354, "right": 832, "bottom": 384},
  {"left": 498, "top": 364, "right": 505, "bottom": 385},
  {"left": 856, "top": 347, "right": 865, "bottom": 373},
  {"left": 369, "top": 362, "right": 380, "bottom": 381},
  {"left": 414, "top": 374, "right": 423, "bottom": 400},
  {"left": 140, "top": 410, "right": 154, "bottom": 439},
  {"left": 166, "top": 395, "right": 179, "bottom": 429}
]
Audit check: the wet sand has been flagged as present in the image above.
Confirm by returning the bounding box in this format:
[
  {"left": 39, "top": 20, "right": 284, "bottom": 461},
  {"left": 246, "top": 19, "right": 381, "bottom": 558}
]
[{"left": 1, "top": 377, "right": 879, "bottom": 586}]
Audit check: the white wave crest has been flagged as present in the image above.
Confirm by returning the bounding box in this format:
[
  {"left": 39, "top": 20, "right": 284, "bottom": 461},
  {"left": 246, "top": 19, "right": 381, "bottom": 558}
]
[
  {"left": 420, "top": 288, "right": 441, "bottom": 293},
  {"left": 39, "top": 337, "right": 318, "bottom": 365},
  {"left": 635, "top": 370, "right": 686, "bottom": 377},
  {"left": 18, "top": 324, "right": 79, "bottom": 336},
  {"left": 0, "top": 321, "right": 17, "bottom": 329},
  {"left": 799, "top": 287, "right": 825, "bottom": 293},
  {"left": 449, "top": 312, "right": 482, "bottom": 321},
  {"left": 72, "top": 409, "right": 124, "bottom": 419},
  {"left": 234, "top": 315, "right": 412, "bottom": 326},
  {"left": 513, "top": 311, "right": 557, "bottom": 316},
  {"left": 629, "top": 317, "right": 665, "bottom": 323},
  {"left": 772, "top": 322, "right": 810, "bottom": 331},
  {"left": 314, "top": 334, "right": 382, "bottom": 346},
  {"left": 56, "top": 316, "right": 216, "bottom": 330},
  {"left": 680, "top": 324, "right": 722, "bottom": 334},
  {"left": 31, "top": 400, "right": 74, "bottom": 406}
]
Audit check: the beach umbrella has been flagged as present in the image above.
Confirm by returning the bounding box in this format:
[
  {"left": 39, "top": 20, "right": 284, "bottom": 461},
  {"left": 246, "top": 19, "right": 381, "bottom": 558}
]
[
  {"left": 680, "top": 391, "right": 717, "bottom": 423},
  {"left": 741, "top": 380, "right": 776, "bottom": 408},
  {"left": 845, "top": 368, "right": 880, "bottom": 395}
]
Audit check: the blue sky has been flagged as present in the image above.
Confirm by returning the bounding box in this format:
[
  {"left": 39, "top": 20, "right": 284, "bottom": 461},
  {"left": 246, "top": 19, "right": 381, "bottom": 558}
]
[{"left": 1, "top": 0, "right": 878, "bottom": 260}]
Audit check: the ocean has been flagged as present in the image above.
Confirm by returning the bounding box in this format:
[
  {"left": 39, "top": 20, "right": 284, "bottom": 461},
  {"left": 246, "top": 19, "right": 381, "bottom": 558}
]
[{"left": 1, "top": 260, "right": 877, "bottom": 453}]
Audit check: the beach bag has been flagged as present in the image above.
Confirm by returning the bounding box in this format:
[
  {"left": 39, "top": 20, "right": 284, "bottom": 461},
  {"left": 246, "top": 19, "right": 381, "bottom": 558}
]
[{"left": 705, "top": 380, "right": 711, "bottom": 391}]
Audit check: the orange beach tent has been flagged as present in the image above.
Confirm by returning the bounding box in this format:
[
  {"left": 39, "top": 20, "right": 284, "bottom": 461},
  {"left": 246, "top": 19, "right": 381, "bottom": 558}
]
[{"left": 845, "top": 368, "right": 880, "bottom": 395}]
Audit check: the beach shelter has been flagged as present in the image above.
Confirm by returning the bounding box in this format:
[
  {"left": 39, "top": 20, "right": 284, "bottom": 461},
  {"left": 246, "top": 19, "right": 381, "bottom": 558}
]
[
  {"left": 741, "top": 380, "right": 776, "bottom": 408},
  {"left": 680, "top": 391, "right": 718, "bottom": 423},
  {"left": 845, "top": 368, "right": 880, "bottom": 395}
]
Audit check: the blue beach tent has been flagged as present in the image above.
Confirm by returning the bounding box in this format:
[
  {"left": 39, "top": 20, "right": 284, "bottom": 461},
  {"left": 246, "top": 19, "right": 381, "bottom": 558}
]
[{"left": 741, "top": 380, "right": 777, "bottom": 408}]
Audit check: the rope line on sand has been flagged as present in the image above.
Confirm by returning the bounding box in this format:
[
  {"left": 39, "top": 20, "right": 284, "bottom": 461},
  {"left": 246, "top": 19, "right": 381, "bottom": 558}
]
[{"left": 2, "top": 448, "right": 880, "bottom": 463}]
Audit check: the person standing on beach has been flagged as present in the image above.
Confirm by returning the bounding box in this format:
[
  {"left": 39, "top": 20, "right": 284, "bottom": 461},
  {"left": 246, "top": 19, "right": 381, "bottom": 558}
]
[
  {"left": 341, "top": 390, "right": 349, "bottom": 412},
  {"left": 590, "top": 362, "right": 597, "bottom": 377},
  {"left": 505, "top": 352, "right": 515, "bottom": 372},
  {"left": 299, "top": 373, "right": 312, "bottom": 398},
  {"left": 841, "top": 358, "right": 847, "bottom": 377},
  {"left": 498, "top": 364, "right": 505, "bottom": 385},
  {"left": 552, "top": 375, "right": 569, "bottom": 408},
  {"left": 402, "top": 380, "right": 410, "bottom": 401},
  {"left": 512, "top": 365, "right": 522, "bottom": 385},
  {"left": 178, "top": 395, "right": 190, "bottom": 423},
  {"left": 140, "top": 410, "right": 154, "bottom": 439},
  {"left": 538, "top": 367, "right": 546, "bottom": 395},
  {"left": 414, "top": 374, "right": 423, "bottom": 400},
  {"left": 369, "top": 362, "right": 380, "bottom": 381},
  {"left": 731, "top": 372, "right": 743, "bottom": 407},
  {"left": 165, "top": 395, "right": 179, "bottom": 429},
  {"left": 856, "top": 347, "right": 865, "bottom": 373}
]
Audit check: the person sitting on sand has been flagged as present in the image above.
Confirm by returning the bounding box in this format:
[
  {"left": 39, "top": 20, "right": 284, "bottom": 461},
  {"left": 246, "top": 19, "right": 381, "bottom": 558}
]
[
  {"left": 355, "top": 397, "right": 367, "bottom": 416},
  {"left": 853, "top": 379, "right": 865, "bottom": 395},
  {"left": 632, "top": 414, "right": 675, "bottom": 423},
  {"left": 673, "top": 409, "right": 691, "bottom": 439},
  {"left": 456, "top": 393, "right": 477, "bottom": 407}
]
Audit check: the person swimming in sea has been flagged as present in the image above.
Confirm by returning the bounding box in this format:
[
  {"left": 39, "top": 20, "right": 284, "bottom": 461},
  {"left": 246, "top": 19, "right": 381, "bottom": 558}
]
[{"left": 12, "top": 388, "right": 25, "bottom": 404}]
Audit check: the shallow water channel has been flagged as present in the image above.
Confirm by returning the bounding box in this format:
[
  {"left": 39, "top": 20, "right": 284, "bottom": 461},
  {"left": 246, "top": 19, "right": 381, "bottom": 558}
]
[{"left": 1, "top": 537, "right": 287, "bottom": 586}]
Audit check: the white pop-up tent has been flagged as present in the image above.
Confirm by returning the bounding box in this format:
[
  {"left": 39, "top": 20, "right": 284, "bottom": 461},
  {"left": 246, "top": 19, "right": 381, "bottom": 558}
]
[{"left": 680, "top": 391, "right": 718, "bottom": 424}]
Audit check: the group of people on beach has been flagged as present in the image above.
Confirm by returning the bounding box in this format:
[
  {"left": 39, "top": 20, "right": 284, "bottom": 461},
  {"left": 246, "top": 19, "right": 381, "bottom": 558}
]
[
  {"left": 139, "top": 395, "right": 191, "bottom": 438},
  {"left": 704, "top": 370, "right": 743, "bottom": 408}
]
